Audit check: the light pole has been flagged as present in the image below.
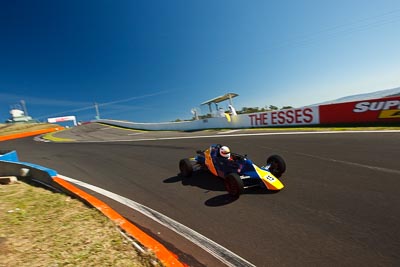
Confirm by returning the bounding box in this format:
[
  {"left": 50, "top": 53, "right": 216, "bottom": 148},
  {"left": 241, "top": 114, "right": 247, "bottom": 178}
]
[
  {"left": 94, "top": 102, "right": 100, "bottom": 119},
  {"left": 20, "top": 100, "right": 28, "bottom": 116}
]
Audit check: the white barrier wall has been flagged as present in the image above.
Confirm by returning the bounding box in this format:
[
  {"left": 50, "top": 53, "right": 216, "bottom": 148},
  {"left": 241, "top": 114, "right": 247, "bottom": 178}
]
[
  {"left": 96, "top": 106, "right": 320, "bottom": 131},
  {"left": 48, "top": 115, "right": 77, "bottom": 126}
]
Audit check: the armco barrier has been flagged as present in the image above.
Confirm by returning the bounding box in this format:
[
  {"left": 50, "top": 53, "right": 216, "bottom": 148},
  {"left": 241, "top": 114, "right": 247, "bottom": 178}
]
[
  {"left": 0, "top": 150, "right": 186, "bottom": 267},
  {"left": 319, "top": 96, "right": 400, "bottom": 124},
  {"left": 0, "top": 150, "right": 19, "bottom": 162},
  {"left": 0, "top": 150, "right": 57, "bottom": 184},
  {"left": 97, "top": 97, "right": 400, "bottom": 131},
  {"left": 97, "top": 105, "right": 320, "bottom": 131}
]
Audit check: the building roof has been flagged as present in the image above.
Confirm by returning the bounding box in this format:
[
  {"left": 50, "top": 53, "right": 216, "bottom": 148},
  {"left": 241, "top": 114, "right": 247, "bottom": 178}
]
[{"left": 201, "top": 93, "right": 239, "bottom": 105}]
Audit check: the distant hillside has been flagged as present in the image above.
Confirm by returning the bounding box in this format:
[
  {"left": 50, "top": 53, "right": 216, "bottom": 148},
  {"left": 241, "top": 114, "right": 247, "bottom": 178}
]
[{"left": 314, "top": 87, "right": 400, "bottom": 105}]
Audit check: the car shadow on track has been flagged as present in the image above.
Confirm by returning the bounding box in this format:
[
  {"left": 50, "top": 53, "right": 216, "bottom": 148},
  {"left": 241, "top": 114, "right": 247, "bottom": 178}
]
[
  {"left": 164, "top": 171, "right": 225, "bottom": 192},
  {"left": 163, "top": 172, "right": 239, "bottom": 206},
  {"left": 164, "top": 172, "right": 280, "bottom": 206},
  {"left": 205, "top": 187, "right": 280, "bottom": 206}
]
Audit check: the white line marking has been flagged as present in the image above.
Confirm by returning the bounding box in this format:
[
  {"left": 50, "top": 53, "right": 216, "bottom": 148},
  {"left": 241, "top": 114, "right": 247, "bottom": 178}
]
[
  {"left": 57, "top": 175, "right": 256, "bottom": 267},
  {"left": 127, "top": 133, "right": 143, "bottom": 136},
  {"left": 73, "top": 130, "right": 400, "bottom": 143},
  {"left": 217, "top": 130, "right": 241, "bottom": 134},
  {"left": 293, "top": 152, "right": 400, "bottom": 175}
]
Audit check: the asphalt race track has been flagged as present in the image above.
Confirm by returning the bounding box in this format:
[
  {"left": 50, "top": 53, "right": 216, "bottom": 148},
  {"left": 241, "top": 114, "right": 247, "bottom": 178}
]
[{"left": 3, "top": 124, "right": 400, "bottom": 266}]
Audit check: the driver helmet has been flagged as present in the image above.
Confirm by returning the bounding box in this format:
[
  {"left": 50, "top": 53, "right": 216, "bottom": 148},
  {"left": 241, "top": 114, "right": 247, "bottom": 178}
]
[{"left": 220, "top": 146, "right": 231, "bottom": 158}]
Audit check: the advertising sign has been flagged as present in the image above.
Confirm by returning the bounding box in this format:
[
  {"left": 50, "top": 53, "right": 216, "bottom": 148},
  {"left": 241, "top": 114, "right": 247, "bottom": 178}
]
[
  {"left": 247, "top": 106, "right": 319, "bottom": 127},
  {"left": 47, "top": 116, "right": 77, "bottom": 126},
  {"left": 319, "top": 96, "right": 400, "bottom": 124}
]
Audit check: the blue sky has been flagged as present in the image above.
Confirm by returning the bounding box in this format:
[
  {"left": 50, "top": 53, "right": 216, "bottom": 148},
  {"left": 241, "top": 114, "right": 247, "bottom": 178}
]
[{"left": 1, "top": 0, "right": 400, "bottom": 123}]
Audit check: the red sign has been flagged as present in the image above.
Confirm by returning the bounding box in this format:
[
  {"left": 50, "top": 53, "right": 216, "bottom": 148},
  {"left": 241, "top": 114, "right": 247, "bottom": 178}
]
[
  {"left": 248, "top": 107, "right": 319, "bottom": 127},
  {"left": 319, "top": 96, "right": 400, "bottom": 124}
]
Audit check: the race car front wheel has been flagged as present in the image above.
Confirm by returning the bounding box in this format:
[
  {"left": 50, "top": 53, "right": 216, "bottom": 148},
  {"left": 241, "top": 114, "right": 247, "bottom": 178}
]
[
  {"left": 225, "top": 173, "right": 244, "bottom": 198},
  {"left": 179, "top": 158, "right": 193, "bottom": 177},
  {"left": 266, "top": 155, "right": 286, "bottom": 178}
]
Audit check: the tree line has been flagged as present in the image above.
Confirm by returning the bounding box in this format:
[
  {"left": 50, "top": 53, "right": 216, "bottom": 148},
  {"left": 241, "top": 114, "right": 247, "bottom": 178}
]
[
  {"left": 174, "top": 105, "right": 294, "bottom": 122},
  {"left": 236, "top": 105, "right": 294, "bottom": 114}
]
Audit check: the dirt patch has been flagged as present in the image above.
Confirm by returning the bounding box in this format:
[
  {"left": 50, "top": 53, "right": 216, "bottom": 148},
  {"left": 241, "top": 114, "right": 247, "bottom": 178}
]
[{"left": 0, "top": 236, "right": 12, "bottom": 255}]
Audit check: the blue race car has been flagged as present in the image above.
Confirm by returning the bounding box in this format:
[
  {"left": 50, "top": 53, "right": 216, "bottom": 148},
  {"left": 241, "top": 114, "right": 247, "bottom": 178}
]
[{"left": 179, "top": 144, "right": 286, "bottom": 197}]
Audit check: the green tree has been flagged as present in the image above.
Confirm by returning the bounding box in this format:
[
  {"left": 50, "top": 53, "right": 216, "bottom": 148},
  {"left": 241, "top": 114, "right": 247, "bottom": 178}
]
[
  {"left": 281, "top": 106, "right": 293, "bottom": 110},
  {"left": 269, "top": 105, "right": 279, "bottom": 110}
]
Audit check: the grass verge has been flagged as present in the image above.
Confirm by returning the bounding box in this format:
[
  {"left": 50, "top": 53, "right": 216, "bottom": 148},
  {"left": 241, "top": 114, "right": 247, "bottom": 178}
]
[
  {"left": 0, "top": 180, "right": 161, "bottom": 267},
  {"left": 0, "top": 123, "right": 63, "bottom": 136}
]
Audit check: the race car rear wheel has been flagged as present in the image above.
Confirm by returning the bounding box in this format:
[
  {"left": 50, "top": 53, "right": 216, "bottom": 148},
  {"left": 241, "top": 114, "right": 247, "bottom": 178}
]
[
  {"left": 179, "top": 158, "right": 193, "bottom": 177},
  {"left": 266, "top": 155, "right": 286, "bottom": 178},
  {"left": 225, "top": 173, "right": 244, "bottom": 197}
]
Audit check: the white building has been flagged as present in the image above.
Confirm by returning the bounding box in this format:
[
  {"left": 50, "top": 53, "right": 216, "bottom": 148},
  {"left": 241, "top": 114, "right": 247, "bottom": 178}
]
[{"left": 7, "top": 109, "right": 34, "bottom": 123}]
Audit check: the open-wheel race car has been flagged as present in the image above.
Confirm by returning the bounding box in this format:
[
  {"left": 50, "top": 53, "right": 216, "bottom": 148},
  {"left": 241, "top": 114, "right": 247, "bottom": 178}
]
[{"left": 179, "top": 144, "right": 286, "bottom": 197}]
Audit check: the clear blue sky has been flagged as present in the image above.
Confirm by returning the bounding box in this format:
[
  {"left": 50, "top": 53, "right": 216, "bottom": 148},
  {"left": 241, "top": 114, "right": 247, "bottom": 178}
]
[{"left": 1, "top": 0, "right": 400, "bottom": 123}]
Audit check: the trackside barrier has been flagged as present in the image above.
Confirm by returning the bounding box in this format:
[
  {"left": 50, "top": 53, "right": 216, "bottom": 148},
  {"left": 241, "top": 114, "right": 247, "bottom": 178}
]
[
  {"left": 0, "top": 150, "right": 57, "bottom": 184},
  {"left": 96, "top": 96, "right": 400, "bottom": 131},
  {"left": 0, "top": 150, "right": 19, "bottom": 162},
  {"left": 96, "top": 105, "right": 320, "bottom": 131},
  {"left": 319, "top": 96, "right": 400, "bottom": 124},
  {"left": 0, "top": 150, "right": 187, "bottom": 267}
]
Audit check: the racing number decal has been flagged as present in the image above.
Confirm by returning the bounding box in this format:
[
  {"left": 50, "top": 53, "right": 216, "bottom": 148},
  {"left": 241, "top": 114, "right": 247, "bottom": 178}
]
[
  {"left": 254, "top": 164, "right": 284, "bottom": 190},
  {"left": 266, "top": 175, "right": 275, "bottom": 182}
]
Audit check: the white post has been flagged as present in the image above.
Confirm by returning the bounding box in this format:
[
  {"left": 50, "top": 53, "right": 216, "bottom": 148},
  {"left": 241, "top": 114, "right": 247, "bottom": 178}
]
[{"left": 94, "top": 102, "right": 100, "bottom": 119}]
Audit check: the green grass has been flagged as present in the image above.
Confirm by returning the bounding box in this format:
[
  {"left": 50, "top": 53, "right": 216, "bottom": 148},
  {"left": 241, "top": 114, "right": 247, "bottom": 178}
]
[
  {"left": 0, "top": 123, "right": 162, "bottom": 266},
  {"left": 0, "top": 181, "right": 161, "bottom": 267},
  {"left": 0, "top": 123, "right": 62, "bottom": 136}
]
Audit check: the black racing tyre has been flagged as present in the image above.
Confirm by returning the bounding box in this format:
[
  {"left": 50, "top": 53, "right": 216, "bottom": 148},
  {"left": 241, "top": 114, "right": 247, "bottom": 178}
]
[
  {"left": 179, "top": 158, "right": 193, "bottom": 177},
  {"left": 225, "top": 173, "right": 244, "bottom": 197},
  {"left": 266, "top": 155, "right": 286, "bottom": 178}
]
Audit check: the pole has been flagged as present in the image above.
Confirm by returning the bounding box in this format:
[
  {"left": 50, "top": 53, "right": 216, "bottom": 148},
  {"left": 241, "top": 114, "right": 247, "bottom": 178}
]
[
  {"left": 94, "top": 102, "right": 100, "bottom": 119},
  {"left": 21, "top": 100, "right": 29, "bottom": 116},
  {"left": 229, "top": 95, "right": 233, "bottom": 106}
]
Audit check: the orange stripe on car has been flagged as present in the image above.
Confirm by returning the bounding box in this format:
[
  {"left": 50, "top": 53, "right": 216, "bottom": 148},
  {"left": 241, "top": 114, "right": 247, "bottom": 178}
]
[{"left": 204, "top": 148, "right": 218, "bottom": 176}]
